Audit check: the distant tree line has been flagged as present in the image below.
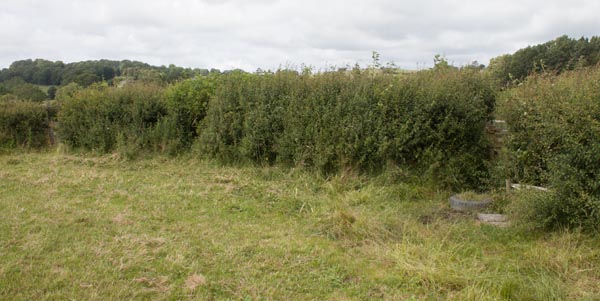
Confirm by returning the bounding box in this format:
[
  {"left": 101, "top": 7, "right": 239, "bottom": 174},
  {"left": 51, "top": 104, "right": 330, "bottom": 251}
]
[
  {"left": 0, "top": 59, "right": 216, "bottom": 86},
  {"left": 488, "top": 35, "right": 600, "bottom": 84},
  {"left": 0, "top": 59, "right": 220, "bottom": 101}
]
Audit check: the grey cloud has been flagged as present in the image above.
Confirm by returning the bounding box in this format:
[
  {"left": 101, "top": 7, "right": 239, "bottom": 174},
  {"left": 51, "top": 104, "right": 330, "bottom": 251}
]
[{"left": 1, "top": 0, "right": 599, "bottom": 70}]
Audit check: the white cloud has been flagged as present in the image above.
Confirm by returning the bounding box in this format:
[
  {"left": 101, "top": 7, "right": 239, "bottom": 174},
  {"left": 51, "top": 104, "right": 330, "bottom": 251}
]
[{"left": 1, "top": 0, "right": 599, "bottom": 70}]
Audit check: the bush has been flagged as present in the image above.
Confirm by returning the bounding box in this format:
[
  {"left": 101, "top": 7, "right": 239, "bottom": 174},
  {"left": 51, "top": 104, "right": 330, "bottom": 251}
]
[
  {"left": 1, "top": 78, "right": 48, "bottom": 101},
  {"left": 377, "top": 70, "right": 494, "bottom": 187},
  {"left": 162, "top": 76, "right": 215, "bottom": 152},
  {"left": 198, "top": 68, "right": 495, "bottom": 189},
  {"left": 0, "top": 100, "right": 50, "bottom": 148},
  {"left": 499, "top": 66, "right": 600, "bottom": 231},
  {"left": 58, "top": 83, "right": 167, "bottom": 154},
  {"left": 197, "top": 71, "right": 254, "bottom": 162}
]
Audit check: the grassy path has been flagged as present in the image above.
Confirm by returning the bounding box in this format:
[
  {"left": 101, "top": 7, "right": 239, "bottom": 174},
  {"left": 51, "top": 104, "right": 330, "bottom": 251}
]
[{"left": 1, "top": 153, "right": 599, "bottom": 300}]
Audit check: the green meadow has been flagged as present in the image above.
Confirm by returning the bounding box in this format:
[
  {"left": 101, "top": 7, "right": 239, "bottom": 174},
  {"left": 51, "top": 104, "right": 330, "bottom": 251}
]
[{"left": 1, "top": 153, "right": 599, "bottom": 300}]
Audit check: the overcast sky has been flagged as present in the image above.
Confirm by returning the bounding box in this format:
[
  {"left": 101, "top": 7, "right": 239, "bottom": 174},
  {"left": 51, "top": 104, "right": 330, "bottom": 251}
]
[{"left": 1, "top": 0, "right": 599, "bottom": 71}]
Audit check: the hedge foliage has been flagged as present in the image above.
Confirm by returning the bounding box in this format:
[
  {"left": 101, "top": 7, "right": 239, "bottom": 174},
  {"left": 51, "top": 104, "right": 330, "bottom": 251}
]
[
  {"left": 0, "top": 100, "right": 51, "bottom": 148},
  {"left": 58, "top": 83, "right": 167, "bottom": 154},
  {"left": 499, "top": 66, "right": 600, "bottom": 231},
  {"left": 57, "top": 77, "right": 215, "bottom": 156},
  {"left": 199, "top": 68, "right": 495, "bottom": 188},
  {"left": 13, "top": 67, "right": 497, "bottom": 188},
  {"left": 162, "top": 76, "right": 216, "bottom": 151}
]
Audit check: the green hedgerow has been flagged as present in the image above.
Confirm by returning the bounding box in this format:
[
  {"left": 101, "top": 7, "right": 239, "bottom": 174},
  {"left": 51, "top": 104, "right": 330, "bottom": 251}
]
[
  {"left": 0, "top": 100, "right": 50, "bottom": 149},
  {"left": 499, "top": 66, "right": 600, "bottom": 232}
]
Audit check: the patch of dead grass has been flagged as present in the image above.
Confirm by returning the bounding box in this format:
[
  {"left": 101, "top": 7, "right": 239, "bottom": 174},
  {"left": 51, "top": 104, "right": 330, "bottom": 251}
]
[{"left": 185, "top": 273, "right": 206, "bottom": 290}]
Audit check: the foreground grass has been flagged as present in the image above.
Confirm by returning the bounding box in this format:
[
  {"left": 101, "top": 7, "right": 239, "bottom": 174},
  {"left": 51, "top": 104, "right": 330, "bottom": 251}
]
[{"left": 1, "top": 153, "right": 599, "bottom": 300}]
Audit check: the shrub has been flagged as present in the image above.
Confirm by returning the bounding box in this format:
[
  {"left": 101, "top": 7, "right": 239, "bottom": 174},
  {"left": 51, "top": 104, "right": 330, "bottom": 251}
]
[
  {"left": 162, "top": 76, "right": 215, "bottom": 152},
  {"left": 499, "top": 66, "right": 600, "bottom": 231},
  {"left": 0, "top": 78, "right": 48, "bottom": 101},
  {"left": 198, "top": 68, "right": 495, "bottom": 189},
  {"left": 197, "top": 71, "right": 255, "bottom": 162},
  {"left": 377, "top": 70, "right": 494, "bottom": 187},
  {"left": 58, "top": 83, "right": 167, "bottom": 154},
  {"left": 54, "top": 82, "right": 82, "bottom": 102},
  {"left": 0, "top": 100, "right": 50, "bottom": 148}
]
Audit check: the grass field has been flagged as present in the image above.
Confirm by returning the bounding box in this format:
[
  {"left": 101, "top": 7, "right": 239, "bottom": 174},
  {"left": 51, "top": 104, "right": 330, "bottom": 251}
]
[{"left": 1, "top": 152, "right": 599, "bottom": 300}]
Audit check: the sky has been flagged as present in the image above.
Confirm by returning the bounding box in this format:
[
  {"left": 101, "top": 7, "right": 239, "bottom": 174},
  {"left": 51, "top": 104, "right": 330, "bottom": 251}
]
[{"left": 1, "top": 0, "right": 599, "bottom": 71}]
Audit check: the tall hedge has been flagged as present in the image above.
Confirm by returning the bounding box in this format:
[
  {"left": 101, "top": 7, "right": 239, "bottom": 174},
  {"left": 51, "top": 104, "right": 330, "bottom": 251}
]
[
  {"left": 199, "top": 68, "right": 495, "bottom": 188},
  {"left": 57, "top": 83, "right": 167, "bottom": 154},
  {"left": 55, "top": 68, "right": 496, "bottom": 188},
  {"left": 161, "top": 76, "right": 216, "bottom": 152},
  {"left": 499, "top": 66, "right": 600, "bottom": 231},
  {"left": 0, "top": 100, "right": 50, "bottom": 148}
]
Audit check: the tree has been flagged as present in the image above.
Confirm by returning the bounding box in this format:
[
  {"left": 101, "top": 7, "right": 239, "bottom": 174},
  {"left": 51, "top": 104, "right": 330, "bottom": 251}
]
[
  {"left": 487, "top": 54, "right": 512, "bottom": 84},
  {"left": 488, "top": 35, "right": 600, "bottom": 85},
  {"left": 47, "top": 86, "right": 57, "bottom": 99},
  {"left": 55, "top": 83, "right": 82, "bottom": 101},
  {"left": 2, "top": 78, "right": 47, "bottom": 101},
  {"left": 433, "top": 54, "right": 456, "bottom": 71},
  {"left": 74, "top": 72, "right": 101, "bottom": 87},
  {"left": 371, "top": 51, "right": 381, "bottom": 69},
  {"left": 0, "top": 84, "right": 8, "bottom": 96}
]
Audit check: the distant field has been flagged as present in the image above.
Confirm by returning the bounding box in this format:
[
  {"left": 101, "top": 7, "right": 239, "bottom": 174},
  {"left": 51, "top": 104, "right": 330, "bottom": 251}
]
[
  {"left": 1, "top": 153, "right": 599, "bottom": 300},
  {"left": 34, "top": 85, "right": 51, "bottom": 93}
]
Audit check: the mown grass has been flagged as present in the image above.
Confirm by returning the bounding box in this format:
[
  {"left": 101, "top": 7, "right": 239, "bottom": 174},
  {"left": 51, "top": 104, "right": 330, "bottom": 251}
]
[{"left": 1, "top": 152, "right": 599, "bottom": 300}]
